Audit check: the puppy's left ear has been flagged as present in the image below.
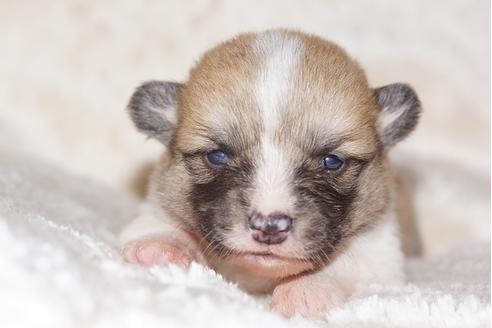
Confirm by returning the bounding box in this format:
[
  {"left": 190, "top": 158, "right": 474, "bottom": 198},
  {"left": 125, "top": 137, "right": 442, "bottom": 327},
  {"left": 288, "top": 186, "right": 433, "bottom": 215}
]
[
  {"left": 127, "top": 81, "right": 183, "bottom": 146},
  {"left": 375, "top": 83, "right": 422, "bottom": 150}
]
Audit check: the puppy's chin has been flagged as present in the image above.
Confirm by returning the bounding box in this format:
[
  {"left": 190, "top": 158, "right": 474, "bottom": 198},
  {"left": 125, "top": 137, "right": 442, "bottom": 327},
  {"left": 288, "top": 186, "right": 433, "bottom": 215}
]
[
  {"left": 227, "top": 253, "right": 314, "bottom": 278},
  {"left": 208, "top": 228, "right": 317, "bottom": 278}
]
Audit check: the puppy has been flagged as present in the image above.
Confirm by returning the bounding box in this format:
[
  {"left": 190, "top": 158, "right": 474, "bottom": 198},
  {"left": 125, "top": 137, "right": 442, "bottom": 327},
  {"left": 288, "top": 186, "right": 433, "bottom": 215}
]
[{"left": 120, "top": 29, "right": 421, "bottom": 318}]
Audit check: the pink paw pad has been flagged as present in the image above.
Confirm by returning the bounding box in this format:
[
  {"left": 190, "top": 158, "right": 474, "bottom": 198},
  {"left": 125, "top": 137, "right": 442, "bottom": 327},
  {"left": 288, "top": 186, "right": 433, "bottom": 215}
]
[
  {"left": 270, "top": 278, "right": 346, "bottom": 318},
  {"left": 122, "top": 238, "right": 193, "bottom": 268}
]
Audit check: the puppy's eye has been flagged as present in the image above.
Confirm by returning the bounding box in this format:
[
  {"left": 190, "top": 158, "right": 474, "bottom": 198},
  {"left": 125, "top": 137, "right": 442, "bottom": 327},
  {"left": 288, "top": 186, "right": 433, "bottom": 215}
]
[
  {"left": 322, "top": 154, "right": 343, "bottom": 171},
  {"left": 206, "top": 150, "right": 229, "bottom": 166}
]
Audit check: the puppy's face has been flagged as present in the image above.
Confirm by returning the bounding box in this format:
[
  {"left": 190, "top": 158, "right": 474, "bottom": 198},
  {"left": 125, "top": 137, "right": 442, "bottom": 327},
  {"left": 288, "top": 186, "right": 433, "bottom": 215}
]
[{"left": 129, "top": 31, "right": 420, "bottom": 277}]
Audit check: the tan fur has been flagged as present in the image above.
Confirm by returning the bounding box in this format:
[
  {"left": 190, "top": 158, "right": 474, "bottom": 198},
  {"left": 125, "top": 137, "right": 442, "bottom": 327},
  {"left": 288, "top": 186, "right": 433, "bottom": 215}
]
[
  {"left": 167, "top": 30, "right": 387, "bottom": 240},
  {"left": 176, "top": 33, "right": 260, "bottom": 153},
  {"left": 394, "top": 172, "right": 422, "bottom": 256},
  {"left": 175, "top": 30, "right": 379, "bottom": 156},
  {"left": 122, "top": 29, "right": 419, "bottom": 317}
]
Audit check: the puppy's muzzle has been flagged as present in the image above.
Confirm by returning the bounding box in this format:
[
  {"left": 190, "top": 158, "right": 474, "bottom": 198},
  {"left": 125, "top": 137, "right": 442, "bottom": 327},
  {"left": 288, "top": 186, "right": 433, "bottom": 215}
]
[{"left": 248, "top": 213, "right": 293, "bottom": 245}]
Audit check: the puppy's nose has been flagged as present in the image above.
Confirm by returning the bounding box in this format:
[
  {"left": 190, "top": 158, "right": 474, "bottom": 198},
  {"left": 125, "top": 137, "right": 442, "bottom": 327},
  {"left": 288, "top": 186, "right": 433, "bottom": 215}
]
[{"left": 248, "top": 213, "right": 293, "bottom": 245}]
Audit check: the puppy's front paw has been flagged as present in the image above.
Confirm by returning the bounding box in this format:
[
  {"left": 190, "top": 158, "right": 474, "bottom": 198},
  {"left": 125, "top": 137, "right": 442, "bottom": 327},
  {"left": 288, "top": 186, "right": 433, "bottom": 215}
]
[
  {"left": 270, "top": 276, "right": 346, "bottom": 318},
  {"left": 122, "top": 237, "right": 194, "bottom": 268}
]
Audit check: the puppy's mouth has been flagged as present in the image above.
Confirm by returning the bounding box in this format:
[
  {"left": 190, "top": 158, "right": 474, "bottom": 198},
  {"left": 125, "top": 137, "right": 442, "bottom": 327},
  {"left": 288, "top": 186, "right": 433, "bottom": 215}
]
[
  {"left": 192, "top": 229, "right": 317, "bottom": 278},
  {"left": 228, "top": 251, "right": 315, "bottom": 278},
  {"left": 240, "top": 251, "right": 300, "bottom": 260}
]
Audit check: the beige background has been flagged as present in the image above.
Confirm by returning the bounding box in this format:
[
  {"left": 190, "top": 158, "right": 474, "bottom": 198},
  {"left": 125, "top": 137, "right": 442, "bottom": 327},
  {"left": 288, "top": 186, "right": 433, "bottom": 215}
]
[{"left": 0, "top": 0, "right": 489, "bottom": 256}]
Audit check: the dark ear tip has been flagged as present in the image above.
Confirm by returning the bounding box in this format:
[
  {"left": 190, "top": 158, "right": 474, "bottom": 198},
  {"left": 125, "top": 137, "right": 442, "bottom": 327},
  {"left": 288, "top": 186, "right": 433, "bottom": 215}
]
[
  {"left": 127, "top": 80, "right": 181, "bottom": 113},
  {"left": 375, "top": 83, "right": 422, "bottom": 149},
  {"left": 376, "top": 83, "right": 422, "bottom": 116},
  {"left": 127, "top": 81, "right": 156, "bottom": 117},
  {"left": 376, "top": 83, "right": 421, "bottom": 110},
  {"left": 126, "top": 80, "right": 182, "bottom": 144}
]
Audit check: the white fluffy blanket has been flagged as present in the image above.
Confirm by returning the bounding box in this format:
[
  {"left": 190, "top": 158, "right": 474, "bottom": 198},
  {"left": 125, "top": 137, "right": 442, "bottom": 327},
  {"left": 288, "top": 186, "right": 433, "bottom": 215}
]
[
  {"left": 1, "top": 151, "right": 489, "bottom": 328},
  {"left": 0, "top": 0, "right": 489, "bottom": 327}
]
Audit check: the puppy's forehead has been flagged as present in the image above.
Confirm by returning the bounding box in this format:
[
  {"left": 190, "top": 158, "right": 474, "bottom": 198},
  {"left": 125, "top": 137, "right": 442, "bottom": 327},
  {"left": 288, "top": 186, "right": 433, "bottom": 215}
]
[{"left": 177, "top": 30, "right": 378, "bottom": 153}]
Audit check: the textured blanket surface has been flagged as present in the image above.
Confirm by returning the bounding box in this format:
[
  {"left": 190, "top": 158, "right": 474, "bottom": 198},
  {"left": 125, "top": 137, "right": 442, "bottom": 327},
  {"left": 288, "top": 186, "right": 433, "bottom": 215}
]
[
  {"left": 0, "top": 0, "right": 489, "bottom": 327},
  {"left": 1, "top": 151, "right": 489, "bottom": 328}
]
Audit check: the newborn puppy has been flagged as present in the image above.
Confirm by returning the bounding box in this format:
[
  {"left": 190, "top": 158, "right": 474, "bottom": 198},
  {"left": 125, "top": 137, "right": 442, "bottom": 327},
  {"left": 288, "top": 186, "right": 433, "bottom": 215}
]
[{"left": 120, "top": 29, "right": 421, "bottom": 318}]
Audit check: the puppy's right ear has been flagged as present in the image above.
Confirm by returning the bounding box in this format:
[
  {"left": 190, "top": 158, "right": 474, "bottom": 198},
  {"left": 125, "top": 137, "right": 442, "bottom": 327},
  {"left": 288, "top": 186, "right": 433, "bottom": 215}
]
[{"left": 127, "top": 81, "right": 183, "bottom": 145}]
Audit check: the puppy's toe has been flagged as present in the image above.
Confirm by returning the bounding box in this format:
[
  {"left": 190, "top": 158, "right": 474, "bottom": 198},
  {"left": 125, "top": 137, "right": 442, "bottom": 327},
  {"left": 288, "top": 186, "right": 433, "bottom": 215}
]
[
  {"left": 270, "top": 277, "right": 346, "bottom": 318},
  {"left": 123, "top": 238, "right": 193, "bottom": 268}
]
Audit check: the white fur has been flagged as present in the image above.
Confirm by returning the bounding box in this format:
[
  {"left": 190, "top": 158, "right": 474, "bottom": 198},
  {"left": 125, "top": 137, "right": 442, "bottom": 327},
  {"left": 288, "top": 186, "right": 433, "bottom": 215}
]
[
  {"left": 377, "top": 105, "right": 408, "bottom": 136},
  {"left": 252, "top": 31, "right": 302, "bottom": 126},
  {"left": 119, "top": 203, "right": 180, "bottom": 245},
  {"left": 252, "top": 139, "right": 295, "bottom": 215},
  {"left": 378, "top": 107, "right": 399, "bottom": 131},
  {"left": 317, "top": 214, "right": 404, "bottom": 295},
  {"left": 251, "top": 31, "right": 303, "bottom": 215},
  {"left": 222, "top": 209, "right": 404, "bottom": 296},
  {"left": 161, "top": 104, "right": 178, "bottom": 127}
]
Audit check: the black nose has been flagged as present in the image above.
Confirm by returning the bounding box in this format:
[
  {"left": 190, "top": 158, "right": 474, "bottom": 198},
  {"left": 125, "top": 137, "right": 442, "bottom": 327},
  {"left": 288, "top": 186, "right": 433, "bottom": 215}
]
[{"left": 248, "top": 213, "right": 293, "bottom": 245}]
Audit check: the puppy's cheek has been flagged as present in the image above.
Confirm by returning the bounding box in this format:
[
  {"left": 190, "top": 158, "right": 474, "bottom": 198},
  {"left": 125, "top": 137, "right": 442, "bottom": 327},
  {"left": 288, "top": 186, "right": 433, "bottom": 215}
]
[
  {"left": 189, "top": 169, "right": 218, "bottom": 185},
  {"left": 270, "top": 276, "right": 347, "bottom": 318}
]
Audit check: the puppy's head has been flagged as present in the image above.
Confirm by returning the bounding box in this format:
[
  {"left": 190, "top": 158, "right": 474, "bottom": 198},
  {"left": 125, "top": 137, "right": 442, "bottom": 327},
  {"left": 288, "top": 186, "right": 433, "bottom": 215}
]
[{"left": 128, "top": 30, "right": 421, "bottom": 277}]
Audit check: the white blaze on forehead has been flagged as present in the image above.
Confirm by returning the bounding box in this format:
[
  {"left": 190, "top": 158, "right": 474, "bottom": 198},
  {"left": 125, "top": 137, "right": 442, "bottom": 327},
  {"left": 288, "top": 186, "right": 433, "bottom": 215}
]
[
  {"left": 253, "top": 31, "right": 303, "bottom": 131},
  {"left": 251, "top": 32, "right": 303, "bottom": 215}
]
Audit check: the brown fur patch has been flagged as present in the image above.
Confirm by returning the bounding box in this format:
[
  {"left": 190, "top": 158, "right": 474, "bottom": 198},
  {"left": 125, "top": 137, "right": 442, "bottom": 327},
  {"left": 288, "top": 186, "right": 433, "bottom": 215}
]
[
  {"left": 140, "top": 30, "right": 415, "bottom": 281},
  {"left": 175, "top": 33, "right": 261, "bottom": 154}
]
